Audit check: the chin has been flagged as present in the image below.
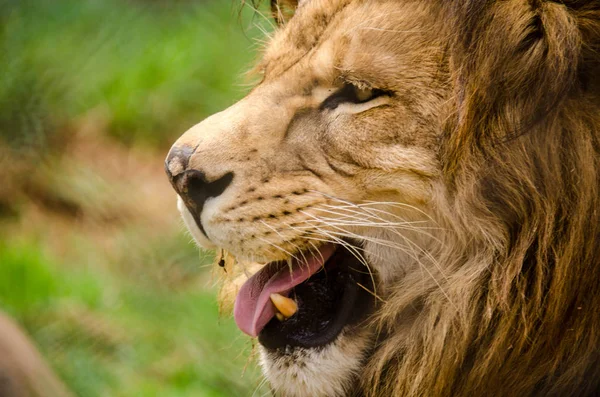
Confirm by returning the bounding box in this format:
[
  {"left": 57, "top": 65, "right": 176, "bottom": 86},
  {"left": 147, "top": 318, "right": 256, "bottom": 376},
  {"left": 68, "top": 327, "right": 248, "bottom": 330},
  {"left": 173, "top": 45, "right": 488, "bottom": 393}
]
[{"left": 258, "top": 328, "right": 372, "bottom": 397}]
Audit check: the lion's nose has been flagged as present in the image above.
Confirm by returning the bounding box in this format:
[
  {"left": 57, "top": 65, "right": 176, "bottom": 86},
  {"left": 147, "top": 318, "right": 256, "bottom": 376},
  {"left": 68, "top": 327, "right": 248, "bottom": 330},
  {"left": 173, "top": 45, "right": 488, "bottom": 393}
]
[{"left": 165, "top": 146, "right": 234, "bottom": 228}]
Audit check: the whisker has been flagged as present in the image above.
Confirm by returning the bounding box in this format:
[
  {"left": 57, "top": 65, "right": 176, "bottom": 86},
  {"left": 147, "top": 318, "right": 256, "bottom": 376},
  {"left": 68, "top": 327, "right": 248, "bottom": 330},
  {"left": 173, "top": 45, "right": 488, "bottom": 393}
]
[
  {"left": 313, "top": 196, "right": 447, "bottom": 246},
  {"left": 256, "top": 236, "right": 299, "bottom": 263},
  {"left": 311, "top": 190, "right": 440, "bottom": 227},
  {"left": 322, "top": 204, "right": 432, "bottom": 226},
  {"left": 300, "top": 215, "right": 455, "bottom": 309},
  {"left": 253, "top": 22, "right": 274, "bottom": 41},
  {"left": 361, "top": 200, "right": 441, "bottom": 225},
  {"left": 309, "top": 210, "right": 445, "bottom": 243},
  {"left": 298, "top": 216, "right": 379, "bottom": 295},
  {"left": 308, "top": 204, "right": 445, "bottom": 246},
  {"left": 359, "top": 27, "right": 423, "bottom": 33},
  {"left": 272, "top": 191, "right": 455, "bottom": 307},
  {"left": 242, "top": 0, "right": 276, "bottom": 31},
  {"left": 252, "top": 375, "right": 270, "bottom": 397},
  {"left": 356, "top": 282, "right": 386, "bottom": 303},
  {"left": 286, "top": 224, "right": 372, "bottom": 281},
  {"left": 260, "top": 220, "right": 310, "bottom": 273},
  {"left": 323, "top": 204, "right": 449, "bottom": 281}
]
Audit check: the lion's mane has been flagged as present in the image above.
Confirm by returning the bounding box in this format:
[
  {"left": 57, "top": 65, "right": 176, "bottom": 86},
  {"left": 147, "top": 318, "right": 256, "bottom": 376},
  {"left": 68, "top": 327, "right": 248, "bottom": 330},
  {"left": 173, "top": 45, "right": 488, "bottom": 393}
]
[{"left": 361, "top": 2, "right": 600, "bottom": 396}]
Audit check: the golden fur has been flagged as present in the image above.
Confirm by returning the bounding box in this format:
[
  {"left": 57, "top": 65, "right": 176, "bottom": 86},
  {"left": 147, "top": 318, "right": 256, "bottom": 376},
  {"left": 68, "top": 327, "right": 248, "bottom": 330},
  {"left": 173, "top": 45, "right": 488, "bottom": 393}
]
[{"left": 167, "top": 0, "right": 600, "bottom": 395}]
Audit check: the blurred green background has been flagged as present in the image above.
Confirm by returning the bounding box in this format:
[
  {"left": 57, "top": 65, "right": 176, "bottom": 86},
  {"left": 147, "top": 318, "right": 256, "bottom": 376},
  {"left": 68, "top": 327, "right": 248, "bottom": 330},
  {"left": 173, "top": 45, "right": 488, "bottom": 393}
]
[{"left": 0, "top": 0, "right": 271, "bottom": 395}]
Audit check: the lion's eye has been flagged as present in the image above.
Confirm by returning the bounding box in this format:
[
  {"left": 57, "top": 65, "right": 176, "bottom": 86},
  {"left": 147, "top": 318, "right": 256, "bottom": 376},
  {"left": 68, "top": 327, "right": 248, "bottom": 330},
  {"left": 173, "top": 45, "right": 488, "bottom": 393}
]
[
  {"left": 354, "top": 86, "right": 374, "bottom": 102},
  {"left": 320, "top": 83, "right": 387, "bottom": 110}
]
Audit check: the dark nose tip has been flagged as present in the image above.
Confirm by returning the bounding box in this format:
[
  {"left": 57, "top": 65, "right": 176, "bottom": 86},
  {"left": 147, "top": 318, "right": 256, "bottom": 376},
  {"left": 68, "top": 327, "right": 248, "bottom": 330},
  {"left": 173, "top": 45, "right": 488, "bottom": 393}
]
[
  {"left": 165, "top": 146, "right": 194, "bottom": 181},
  {"left": 165, "top": 146, "right": 234, "bottom": 230}
]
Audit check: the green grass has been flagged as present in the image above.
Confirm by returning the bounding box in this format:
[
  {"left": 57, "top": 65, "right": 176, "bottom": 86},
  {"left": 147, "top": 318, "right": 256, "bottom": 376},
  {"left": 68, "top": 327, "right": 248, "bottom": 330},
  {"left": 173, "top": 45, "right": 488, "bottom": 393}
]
[
  {"left": 0, "top": 237, "right": 265, "bottom": 397},
  {"left": 1, "top": 0, "right": 269, "bottom": 148}
]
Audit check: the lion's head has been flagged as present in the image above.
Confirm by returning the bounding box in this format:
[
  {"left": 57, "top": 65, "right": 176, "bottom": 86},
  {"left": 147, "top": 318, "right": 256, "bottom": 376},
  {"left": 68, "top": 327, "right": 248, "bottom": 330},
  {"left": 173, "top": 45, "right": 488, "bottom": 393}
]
[{"left": 165, "top": 1, "right": 600, "bottom": 395}]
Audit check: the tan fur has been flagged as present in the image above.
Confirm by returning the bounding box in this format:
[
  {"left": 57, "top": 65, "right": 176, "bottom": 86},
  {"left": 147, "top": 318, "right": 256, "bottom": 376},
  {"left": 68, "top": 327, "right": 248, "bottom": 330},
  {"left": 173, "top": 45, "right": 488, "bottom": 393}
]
[{"left": 168, "top": 0, "right": 600, "bottom": 395}]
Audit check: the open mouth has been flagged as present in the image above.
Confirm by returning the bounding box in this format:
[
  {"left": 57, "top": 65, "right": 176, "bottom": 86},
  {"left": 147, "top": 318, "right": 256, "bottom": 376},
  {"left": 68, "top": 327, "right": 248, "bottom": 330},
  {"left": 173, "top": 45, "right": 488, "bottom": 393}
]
[{"left": 233, "top": 242, "right": 376, "bottom": 350}]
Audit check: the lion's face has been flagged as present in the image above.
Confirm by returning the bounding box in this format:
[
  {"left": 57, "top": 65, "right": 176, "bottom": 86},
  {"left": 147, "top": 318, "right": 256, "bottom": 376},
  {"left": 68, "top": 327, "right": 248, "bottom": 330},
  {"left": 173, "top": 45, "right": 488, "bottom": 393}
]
[
  {"left": 166, "top": 1, "right": 448, "bottom": 395},
  {"left": 166, "top": 0, "right": 600, "bottom": 395}
]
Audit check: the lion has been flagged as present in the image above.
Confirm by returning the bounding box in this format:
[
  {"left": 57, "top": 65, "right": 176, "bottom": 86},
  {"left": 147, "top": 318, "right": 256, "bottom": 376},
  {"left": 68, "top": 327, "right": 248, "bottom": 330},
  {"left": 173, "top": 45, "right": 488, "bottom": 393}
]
[{"left": 165, "top": 0, "right": 600, "bottom": 396}]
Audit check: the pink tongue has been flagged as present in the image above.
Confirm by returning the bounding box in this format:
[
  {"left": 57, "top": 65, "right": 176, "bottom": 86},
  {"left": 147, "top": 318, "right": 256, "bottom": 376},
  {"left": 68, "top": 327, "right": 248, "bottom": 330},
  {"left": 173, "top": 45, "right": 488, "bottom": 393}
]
[{"left": 233, "top": 244, "right": 336, "bottom": 337}]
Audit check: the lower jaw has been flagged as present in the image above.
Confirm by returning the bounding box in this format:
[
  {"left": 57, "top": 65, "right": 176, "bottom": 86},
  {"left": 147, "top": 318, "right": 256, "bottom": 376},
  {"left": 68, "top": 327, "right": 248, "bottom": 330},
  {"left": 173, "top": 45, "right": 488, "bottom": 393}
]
[
  {"left": 258, "top": 331, "right": 373, "bottom": 397},
  {"left": 258, "top": 242, "right": 376, "bottom": 351}
]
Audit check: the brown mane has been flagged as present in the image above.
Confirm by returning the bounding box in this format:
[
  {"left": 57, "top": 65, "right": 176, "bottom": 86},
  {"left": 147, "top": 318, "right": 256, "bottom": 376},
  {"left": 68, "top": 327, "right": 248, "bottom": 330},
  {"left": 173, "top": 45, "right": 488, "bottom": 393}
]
[
  {"left": 363, "top": 1, "right": 600, "bottom": 396},
  {"left": 225, "top": 1, "right": 600, "bottom": 394}
]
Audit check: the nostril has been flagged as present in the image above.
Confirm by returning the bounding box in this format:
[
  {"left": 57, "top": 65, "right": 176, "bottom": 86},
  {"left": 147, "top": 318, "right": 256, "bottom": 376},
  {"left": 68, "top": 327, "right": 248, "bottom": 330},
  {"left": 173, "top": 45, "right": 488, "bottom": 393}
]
[
  {"left": 170, "top": 170, "right": 234, "bottom": 234},
  {"left": 185, "top": 170, "right": 234, "bottom": 207}
]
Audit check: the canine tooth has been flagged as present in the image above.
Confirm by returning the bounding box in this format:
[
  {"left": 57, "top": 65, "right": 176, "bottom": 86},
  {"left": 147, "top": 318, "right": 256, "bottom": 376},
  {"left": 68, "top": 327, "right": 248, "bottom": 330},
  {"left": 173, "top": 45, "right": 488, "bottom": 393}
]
[
  {"left": 275, "top": 313, "right": 286, "bottom": 322},
  {"left": 270, "top": 293, "right": 298, "bottom": 318}
]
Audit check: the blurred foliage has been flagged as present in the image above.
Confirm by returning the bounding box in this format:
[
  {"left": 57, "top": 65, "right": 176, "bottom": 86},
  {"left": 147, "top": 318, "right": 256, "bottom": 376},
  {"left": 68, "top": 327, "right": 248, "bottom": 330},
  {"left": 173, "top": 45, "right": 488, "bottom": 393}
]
[
  {"left": 0, "top": 0, "right": 271, "bottom": 395},
  {"left": 0, "top": 0, "right": 267, "bottom": 148},
  {"left": 0, "top": 237, "right": 264, "bottom": 397}
]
